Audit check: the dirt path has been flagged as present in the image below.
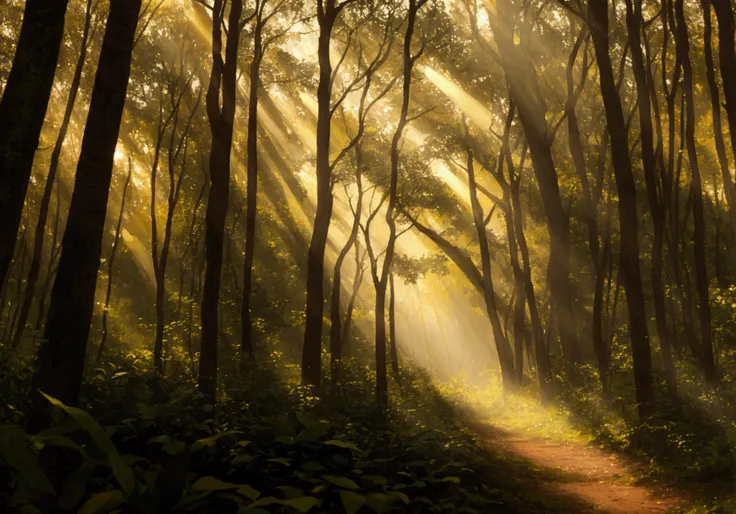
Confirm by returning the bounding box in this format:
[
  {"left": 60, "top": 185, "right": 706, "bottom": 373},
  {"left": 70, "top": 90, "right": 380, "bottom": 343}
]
[{"left": 474, "top": 423, "right": 686, "bottom": 513}]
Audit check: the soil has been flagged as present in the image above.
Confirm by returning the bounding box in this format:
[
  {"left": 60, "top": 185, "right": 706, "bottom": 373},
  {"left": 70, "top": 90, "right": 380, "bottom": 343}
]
[{"left": 472, "top": 422, "right": 687, "bottom": 513}]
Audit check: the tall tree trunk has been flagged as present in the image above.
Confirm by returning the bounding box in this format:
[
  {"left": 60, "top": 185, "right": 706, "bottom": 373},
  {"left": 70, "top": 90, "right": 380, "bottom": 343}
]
[
  {"left": 330, "top": 146, "right": 363, "bottom": 375},
  {"left": 466, "top": 145, "right": 516, "bottom": 390},
  {"left": 371, "top": 0, "right": 426, "bottom": 406},
  {"left": 493, "top": 0, "right": 581, "bottom": 366},
  {"left": 588, "top": 0, "right": 654, "bottom": 420},
  {"left": 625, "top": 0, "right": 677, "bottom": 392},
  {"left": 389, "top": 272, "right": 399, "bottom": 378},
  {"left": 11, "top": 0, "right": 95, "bottom": 349},
  {"left": 302, "top": 1, "right": 345, "bottom": 388},
  {"left": 712, "top": 0, "right": 736, "bottom": 205},
  {"left": 199, "top": 0, "right": 243, "bottom": 402},
  {"left": 674, "top": 0, "right": 716, "bottom": 385},
  {"left": 0, "top": 0, "right": 70, "bottom": 291},
  {"left": 98, "top": 156, "right": 133, "bottom": 361},
  {"left": 702, "top": 0, "right": 736, "bottom": 232},
  {"left": 242, "top": 6, "right": 264, "bottom": 361},
  {"left": 32, "top": 0, "right": 142, "bottom": 409}
]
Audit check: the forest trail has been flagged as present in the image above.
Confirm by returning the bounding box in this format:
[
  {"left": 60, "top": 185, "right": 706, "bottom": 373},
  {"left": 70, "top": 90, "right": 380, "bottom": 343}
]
[{"left": 472, "top": 423, "right": 687, "bottom": 513}]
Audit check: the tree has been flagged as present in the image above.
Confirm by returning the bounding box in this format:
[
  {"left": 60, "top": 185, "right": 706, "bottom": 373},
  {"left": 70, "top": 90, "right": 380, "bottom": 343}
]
[
  {"left": 0, "top": 0, "right": 70, "bottom": 291},
  {"left": 199, "top": 0, "right": 244, "bottom": 401},
  {"left": 32, "top": 0, "right": 143, "bottom": 409},
  {"left": 587, "top": 0, "right": 654, "bottom": 419},
  {"left": 302, "top": 0, "right": 360, "bottom": 387}
]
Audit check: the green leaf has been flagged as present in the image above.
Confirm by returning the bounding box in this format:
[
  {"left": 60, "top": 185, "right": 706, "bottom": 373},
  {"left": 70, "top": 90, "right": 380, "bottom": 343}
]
[
  {"left": 277, "top": 485, "right": 304, "bottom": 498},
  {"left": 265, "top": 416, "right": 296, "bottom": 438},
  {"left": 340, "top": 490, "right": 366, "bottom": 514},
  {"left": 366, "top": 493, "right": 395, "bottom": 514},
  {"left": 0, "top": 431, "right": 55, "bottom": 495},
  {"left": 78, "top": 490, "right": 124, "bottom": 514},
  {"left": 295, "top": 421, "right": 331, "bottom": 443},
  {"left": 191, "top": 430, "right": 241, "bottom": 451},
  {"left": 236, "top": 485, "right": 260, "bottom": 501},
  {"left": 266, "top": 457, "right": 291, "bottom": 466},
  {"left": 441, "top": 476, "right": 461, "bottom": 484},
  {"left": 390, "top": 491, "right": 409, "bottom": 505},
  {"left": 322, "top": 475, "right": 359, "bottom": 490},
  {"left": 324, "top": 440, "right": 361, "bottom": 452},
  {"left": 58, "top": 466, "right": 94, "bottom": 511},
  {"left": 282, "top": 496, "right": 319, "bottom": 512},
  {"left": 41, "top": 393, "right": 135, "bottom": 495},
  {"left": 192, "top": 476, "right": 238, "bottom": 491}
]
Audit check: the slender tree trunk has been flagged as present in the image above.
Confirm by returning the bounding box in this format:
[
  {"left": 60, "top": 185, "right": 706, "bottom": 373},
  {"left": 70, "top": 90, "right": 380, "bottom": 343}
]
[
  {"left": 493, "top": 0, "right": 581, "bottom": 366},
  {"left": 98, "top": 157, "right": 133, "bottom": 361},
  {"left": 302, "top": 3, "right": 342, "bottom": 388},
  {"left": 11, "top": 0, "right": 95, "bottom": 349},
  {"left": 702, "top": 0, "right": 736, "bottom": 232},
  {"left": 625, "top": 0, "right": 677, "bottom": 392},
  {"left": 674, "top": 0, "right": 716, "bottom": 385},
  {"left": 0, "top": 0, "right": 70, "bottom": 290},
  {"left": 242, "top": 12, "right": 263, "bottom": 361},
  {"left": 32, "top": 0, "right": 142, "bottom": 409},
  {"left": 588, "top": 0, "right": 654, "bottom": 420},
  {"left": 712, "top": 0, "right": 736, "bottom": 201},
  {"left": 199, "top": 0, "right": 243, "bottom": 402},
  {"left": 341, "top": 241, "right": 365, "bottom": 349},
  {"left": 330, "top": 147, "right": 363, "bottom": 375},
  {"left": 389, "top": 272, "right": 399, "bottom": 378},
  {"left": 466, "top": 146, "right": 516, "bottom": 390}
]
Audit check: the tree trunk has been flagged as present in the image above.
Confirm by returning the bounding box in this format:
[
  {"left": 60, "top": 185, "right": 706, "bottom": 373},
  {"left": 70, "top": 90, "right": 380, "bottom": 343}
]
[
  {"left": 32, "top": 0, "right": 142, "bottom": 409},
  {"left": 625, "top": 0, "right": 677, "bottom": 392},
  {"left": 389, "top": 272, "right": 399, "bottom": 378},
  {"left": 242, "top": 11, "right": 263, "bottom": 361},
  {"left": 98, "top": 157, "right": 133, "bottom": 361},
  {"left": 493, "top": 0, "right": 581, "bottom": 366},
  {"left": 198, "top": 0, "right": 242, "bottom": 402},
  {"left": 674, "top": 0, "right": 716, "bottom": 385},
  {"left": 302, "top": 6, "right": 340, "bottom": 387},
  {"left": 588, "top": 0, "right": 654, "bottom": 420},
  {"left": 0, "top": 0, "right": 70, "bottom": 291},
  {"left": 11, "top": 0, "right": 95, "bottom": 349}
]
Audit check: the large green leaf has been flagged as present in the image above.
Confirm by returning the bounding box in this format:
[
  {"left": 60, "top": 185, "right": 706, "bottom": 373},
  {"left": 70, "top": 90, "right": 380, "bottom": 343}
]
[
  {"left": 0, "top": 430, "right": 55, "bottom": 495},
  {"left": 282, "top": 496, "right": 319, "bottom": 513},
  {"left": 190, "top": 430, "right": 242, "bottom": 452},
  {"left": 41, "top": 393, "right": 135, "bottom": 495},
  {"left": 324, "top": 440, "right": 361, "bottom": 452},
  {"left": 340, "top": 490, "right": 367, "bottom": 514},
  {"left": 78, "top": 490, "right": 124, "bottom": 514},
  {"left": 58, "top": 466, "right": 94, "bottom": 511},
  {"left": 192, "top": 476, "right": 238, "bottom": 491},
  {"left": 322, "top": 475, "right": 359, "bottom": 490}
]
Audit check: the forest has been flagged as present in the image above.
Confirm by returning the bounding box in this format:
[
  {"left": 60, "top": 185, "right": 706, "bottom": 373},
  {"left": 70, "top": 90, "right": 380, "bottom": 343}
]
[{"left": 3, "top": 0, "right": 736, "bottom": 511}]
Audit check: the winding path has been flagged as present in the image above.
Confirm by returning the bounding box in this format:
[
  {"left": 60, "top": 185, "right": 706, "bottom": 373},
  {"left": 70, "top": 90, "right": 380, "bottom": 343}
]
[{"left": 474, "top": 423, "right": 686, "bottom": 513}]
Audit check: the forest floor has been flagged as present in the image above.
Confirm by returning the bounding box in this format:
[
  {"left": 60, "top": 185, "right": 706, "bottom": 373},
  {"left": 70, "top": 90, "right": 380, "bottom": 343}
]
[{"left": 471, "top": 421, "right": 688, "bottom": 513}]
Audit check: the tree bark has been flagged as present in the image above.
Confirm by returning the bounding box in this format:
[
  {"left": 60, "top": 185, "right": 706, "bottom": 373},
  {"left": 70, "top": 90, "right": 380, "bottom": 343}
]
[
  {"left": 198, "top": 0, "right": 243, "bottom": 402},
  {"left": 32, "top": 0, "right": 142, "bottom": 408},
  {"left": 0, "top": 0, "right": 70, "bottom": 291},
  {"left": 674, "top": 0, "right": 716, "bottom": 385},
  {"left": 588, "top": 0, "right": 654, "bottom": 420},
  {"left": 11, "top": 0, "right": 95, "bottom": 349}
]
